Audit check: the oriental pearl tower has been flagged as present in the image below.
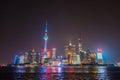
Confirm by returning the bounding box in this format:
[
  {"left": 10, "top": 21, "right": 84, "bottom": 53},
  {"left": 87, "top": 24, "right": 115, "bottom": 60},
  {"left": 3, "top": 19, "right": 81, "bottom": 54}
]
[{"left": 43, "top": 21, "right": 48, "bottom": 58}]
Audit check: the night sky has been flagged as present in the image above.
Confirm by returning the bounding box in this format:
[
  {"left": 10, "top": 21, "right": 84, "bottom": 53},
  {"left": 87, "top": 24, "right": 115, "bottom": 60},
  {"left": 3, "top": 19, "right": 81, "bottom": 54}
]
[{"left": 0, "top": 1, "right": 120, "bottom": 64}]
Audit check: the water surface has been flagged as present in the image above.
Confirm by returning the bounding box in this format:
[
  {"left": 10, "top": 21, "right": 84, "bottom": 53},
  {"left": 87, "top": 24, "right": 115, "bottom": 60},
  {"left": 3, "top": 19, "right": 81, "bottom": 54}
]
[{"left": 0, "top": 66, "right": 120, "bottom": 80}]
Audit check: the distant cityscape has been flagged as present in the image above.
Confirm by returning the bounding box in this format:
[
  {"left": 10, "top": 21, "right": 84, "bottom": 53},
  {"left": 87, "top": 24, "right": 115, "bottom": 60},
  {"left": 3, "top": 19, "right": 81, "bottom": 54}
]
[{"left": 12, "top": 22, "right": 104, "bottom": 66}]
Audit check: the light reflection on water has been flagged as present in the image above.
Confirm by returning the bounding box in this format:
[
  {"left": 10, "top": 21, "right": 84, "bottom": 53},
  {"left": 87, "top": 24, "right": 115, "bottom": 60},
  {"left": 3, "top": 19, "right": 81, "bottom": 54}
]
[{"left": 1, "top": 66, "right": 120, "bottom": 80}]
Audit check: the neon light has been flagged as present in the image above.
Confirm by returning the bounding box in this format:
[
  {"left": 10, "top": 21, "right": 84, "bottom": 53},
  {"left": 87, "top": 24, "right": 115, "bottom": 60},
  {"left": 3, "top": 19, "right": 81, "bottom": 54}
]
[
  {"left": 97, "top": 48, "right": 102, "bottom": 52},
  {"left": 14, "top": 55, "right": 19, "bottom": 64},
  {"left": 97, "top": 52, "right": 103, "bottom": 59},
  {"left": 44, "top": 35, "right": 48, "bottom": 40},
  {"left": 43, "top": 52, "right": 47, "bottom": 58},
  {"left": 58, "top": 62, "right": 62, "bottom": 66}
]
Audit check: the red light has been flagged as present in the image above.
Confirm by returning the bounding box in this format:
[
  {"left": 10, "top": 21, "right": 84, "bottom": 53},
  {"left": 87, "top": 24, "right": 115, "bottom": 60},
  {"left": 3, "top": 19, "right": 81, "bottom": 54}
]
[{"left": 97, "top": 48, "right": 102, "bottom": 52}]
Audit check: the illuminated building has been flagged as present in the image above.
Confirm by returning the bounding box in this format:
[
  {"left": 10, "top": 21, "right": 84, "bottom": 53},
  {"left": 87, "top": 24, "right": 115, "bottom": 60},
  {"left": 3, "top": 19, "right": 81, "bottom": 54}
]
[
  {"left": 76, "top": 55, "right": 81, "bottom": 64},
  {"left": 14, "top": 54, "right": 24, "bottom": 64},
  {"left": 19, "top": 55, "right": 24, "bottom": 64},
  {"left": 38, "top": 52, "right": 41, "bottom": 63},
  {"left": 65, "top": 42, "right": 74, "bottom": 64},
  {"left": 82, "top": 52, "right": 89, "bottom": 64},
  {"left": 78, "top": 38, "right": 83, "bottom": 53},
  {"left": 86, "top": 49, "right": 91, "bottom": 60},
  {"left": 64, "top": 40, "right": 83, "bottom": 64},
  {"left": 30, "top": 49, "right": 37, "bottom": 64},
  {"left": 96, "top": 48, "right": 103, "bottom": 64},
  {"left": 78, "top": 38, "right": 84, "bottom": 63},
  {"left": 68, "top": 51, "right": 73, "bottom": 64},
  {"left": 82, "top": 49, "right": 92, "bottom": 64},
  {"left": 52, "top": 48, "right": 56, "bottom": 59},
  {"left": 89, "top": 53, "right": 96, "bottom": 64},
  {"left": 24, "top": 52, "right": 29, "bottom": 63},
  {"left": 65, "top": 41, "right": 78, "bottom": 64},
  {"left": 72, "top": 54, "right": 77, "bottom": 64},
  {"left": 14, "top": 55, "right": 20, "bottom": 64},
  {"left": 64, "top": 37, "right": 99, "bottom": 65},
  {"left": 65, "top": 42, "right": 75, "bottom": 57}
]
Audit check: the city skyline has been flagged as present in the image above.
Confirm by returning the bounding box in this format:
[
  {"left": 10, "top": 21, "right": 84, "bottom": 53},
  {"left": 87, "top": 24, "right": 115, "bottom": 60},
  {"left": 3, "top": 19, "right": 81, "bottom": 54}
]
[{"left": 0, "top": 1, "right": 120, "bottom": 64}]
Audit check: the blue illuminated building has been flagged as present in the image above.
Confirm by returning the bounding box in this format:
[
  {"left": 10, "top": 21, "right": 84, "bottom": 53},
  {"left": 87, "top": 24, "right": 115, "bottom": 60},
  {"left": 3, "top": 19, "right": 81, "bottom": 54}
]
[
  {"left": 96, "top": 48, "right": 103, "bottom": 64},
  {"left": 14, "top": 55, "right": 20, "bottom": 64}
]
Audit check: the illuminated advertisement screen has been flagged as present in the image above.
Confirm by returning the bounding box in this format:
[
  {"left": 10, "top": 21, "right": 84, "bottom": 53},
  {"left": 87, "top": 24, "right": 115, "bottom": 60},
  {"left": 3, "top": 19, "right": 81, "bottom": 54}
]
[{"left": 97, "top": 52, "right": 102, "bottom": 59}]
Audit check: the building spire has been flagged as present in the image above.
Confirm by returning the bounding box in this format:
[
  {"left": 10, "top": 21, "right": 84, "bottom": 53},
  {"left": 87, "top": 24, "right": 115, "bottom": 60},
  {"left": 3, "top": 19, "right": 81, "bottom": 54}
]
[
  {"left": 45, "top": 20, "right": 48, "bottom": 32},
  {"left": 78, "top": 36, "right": 83, "bottom": 52}
]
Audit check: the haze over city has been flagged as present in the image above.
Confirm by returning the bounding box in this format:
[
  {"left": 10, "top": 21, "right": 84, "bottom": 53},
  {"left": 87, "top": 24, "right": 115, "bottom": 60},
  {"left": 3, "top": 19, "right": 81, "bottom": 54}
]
[{"left": 0, "top": 1, "right": 120, "bottom": 64}]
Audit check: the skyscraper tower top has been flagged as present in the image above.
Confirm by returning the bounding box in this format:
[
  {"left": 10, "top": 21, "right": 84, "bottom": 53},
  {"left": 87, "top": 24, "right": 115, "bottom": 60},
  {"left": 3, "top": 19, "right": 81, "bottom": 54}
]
[{"left": 78, "top": 37, "right": 83, "bottom": 52}]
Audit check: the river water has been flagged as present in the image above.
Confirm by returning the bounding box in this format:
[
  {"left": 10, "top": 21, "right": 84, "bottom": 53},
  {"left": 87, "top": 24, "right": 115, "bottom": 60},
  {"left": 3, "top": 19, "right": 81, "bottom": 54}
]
[{"left": 0, "top": 65, "right": 120, "bottom": 80}]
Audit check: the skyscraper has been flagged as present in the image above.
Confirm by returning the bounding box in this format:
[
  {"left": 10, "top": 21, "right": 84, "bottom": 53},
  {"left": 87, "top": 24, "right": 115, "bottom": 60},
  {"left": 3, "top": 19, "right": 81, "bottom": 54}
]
[
  {"left": 78, "top": 38, "right": 82, "bottom": 53},
  {"left": 24, "top": 52, "right": 29, "bottom": 63},
  {"left": 30, "top": 49, "right": 37, "bottom": 64},
  {"left": 52, "top": 48, "right": 56, "bottom": 59},
  {"left": 78, "top": 37, "right": 83, "bottom": 63},
  {"left": 96, "top": 48, "right": 103, "bottom": 64},
  {"left": 14, "top": 55, "right": 20, "bottom": 64},
  {"left": 19, "top": 55, "right": 24, "bottom": 64}
]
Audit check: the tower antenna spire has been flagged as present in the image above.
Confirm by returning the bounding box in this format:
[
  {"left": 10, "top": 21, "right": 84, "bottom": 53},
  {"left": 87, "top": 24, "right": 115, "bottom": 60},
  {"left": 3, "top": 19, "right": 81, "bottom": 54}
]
[
  {"left": 43, "top": 21, "right": 48, "bottom": 58},
  {"left": 45, "top": 20, "right": 48, "bottom": 32}
]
